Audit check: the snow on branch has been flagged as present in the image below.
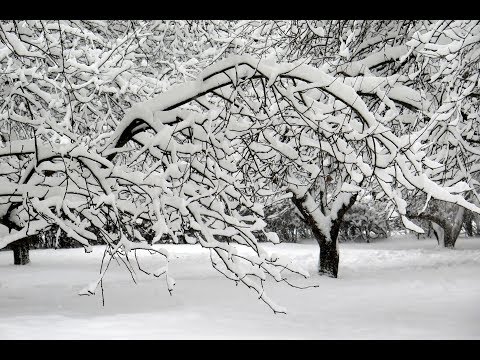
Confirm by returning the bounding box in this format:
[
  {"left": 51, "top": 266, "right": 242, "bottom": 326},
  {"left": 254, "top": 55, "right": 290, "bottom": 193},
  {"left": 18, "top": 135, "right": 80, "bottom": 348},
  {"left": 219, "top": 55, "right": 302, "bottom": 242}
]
[{"left": 1, "top": 20, "right": 479, "bottom": 311}]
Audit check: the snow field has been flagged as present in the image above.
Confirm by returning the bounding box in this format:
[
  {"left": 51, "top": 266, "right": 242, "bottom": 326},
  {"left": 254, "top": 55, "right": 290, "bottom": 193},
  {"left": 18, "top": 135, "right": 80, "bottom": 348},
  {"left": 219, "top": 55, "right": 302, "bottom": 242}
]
[{"left": 0, "top": 235, "right": 479, "bottom": 339}]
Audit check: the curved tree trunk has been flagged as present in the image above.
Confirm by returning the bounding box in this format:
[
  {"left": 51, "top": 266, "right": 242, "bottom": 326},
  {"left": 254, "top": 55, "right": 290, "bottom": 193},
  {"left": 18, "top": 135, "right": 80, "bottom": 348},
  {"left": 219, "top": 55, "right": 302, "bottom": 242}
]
[
  {"left": 408, "top": 203, "right": 465, "bottom": 249},
  {"left": 429, "top": 220, "right": 459, "bottom": 248},
  {"left": 447, "top": 205, "right": 465, "bottom": 248},
  {"left": 431, "top": 222, "right": 444, "bottom": 245}
]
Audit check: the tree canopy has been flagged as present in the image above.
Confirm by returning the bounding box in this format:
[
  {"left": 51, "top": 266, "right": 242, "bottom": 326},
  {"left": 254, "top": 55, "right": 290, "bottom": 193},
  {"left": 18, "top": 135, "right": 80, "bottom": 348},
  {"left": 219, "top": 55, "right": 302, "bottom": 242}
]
[{"left": 1, "top": 20, "right": 479, "bottom": 311}]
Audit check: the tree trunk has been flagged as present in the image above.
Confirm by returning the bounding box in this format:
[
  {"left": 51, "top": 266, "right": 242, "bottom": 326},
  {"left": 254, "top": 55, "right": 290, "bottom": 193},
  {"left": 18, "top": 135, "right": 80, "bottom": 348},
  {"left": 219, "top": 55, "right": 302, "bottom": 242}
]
[
  {"left": 304, "top": 218, "right": 340, "bottom": 277},
  {"left": 317, "top": 234, "right": 339, "bottom": 277},
  {"left": 475, "top": 214, "right": 480, "bottom": 235},
  {"left": 446, "top": 205, "right": 465, "bottom": 248},
  {"left": 444, "top": 232, "right": 456, "bottom": 248},
  {"left": 292, "top": 190, "right": 357, "bottom": 278},
  {"left": 430, "top": 221, "right": 459, "bottom": 248},
  {"left": 427, "top": 221, "right": 433, "bottom": 238},
  {"left": 3, "top": 210, "right": 34, "bottom": 265},
  {"left": 407, "top": 203, "right": 464, "bottom": 249},
  {"left": 11, "top": 240, "right": 30, "bottom": 265},
  {"left": 463, "top": 209, "right": 474, "bottom": 236},
  {"left": 431, "top": 222, "right": 444, "bottom": 246},
  {"left": 292, "top": 197, "right": 339, "bottom": 277}
]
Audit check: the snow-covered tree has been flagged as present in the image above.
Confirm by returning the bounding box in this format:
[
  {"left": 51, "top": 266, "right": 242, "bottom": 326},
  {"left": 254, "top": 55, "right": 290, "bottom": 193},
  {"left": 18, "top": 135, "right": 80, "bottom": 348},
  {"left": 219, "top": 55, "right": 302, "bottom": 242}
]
[
  {"left": 250, "top": 20, "right": 480, "bottom": 251},
  {"left": 1, "top": 20, "right": 479, "bottom": 312},
  {"left": 0, "top": 19, "right": 234, "bottom": 262},
  {"left": 0, "top": 21, "right": 312, "bottom": 312},
  {"left": 393, "top": 20, "right": 480, "bottom": 247},
  {"left": 0, "top": 20, "right": 162, "bottom": 262},
  {"left": 116, "top": 52, "right": 480, "bottom": 279}
]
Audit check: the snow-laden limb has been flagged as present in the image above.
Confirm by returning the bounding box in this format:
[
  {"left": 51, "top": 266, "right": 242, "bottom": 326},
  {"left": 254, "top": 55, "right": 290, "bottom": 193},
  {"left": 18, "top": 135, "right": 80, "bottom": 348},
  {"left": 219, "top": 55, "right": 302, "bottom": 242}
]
[
  {"left": 100, "top": 51, "right": 480, "bottom": 283},
  {"left": 2, "top": 20, "right": 480, "bottom": 309},
  {"left": 388, "top": 20, "right": 480, "bottom": 246},
  {"left": 337, "top": 45, "right": 409, "bottom": 77}
]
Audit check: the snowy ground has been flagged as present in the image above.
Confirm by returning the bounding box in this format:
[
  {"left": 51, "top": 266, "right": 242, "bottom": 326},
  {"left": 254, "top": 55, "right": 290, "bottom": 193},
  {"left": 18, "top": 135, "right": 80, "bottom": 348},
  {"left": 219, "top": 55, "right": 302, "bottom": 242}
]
[{"left": 1, "top": 235, "right": 479, "bottom": 339}]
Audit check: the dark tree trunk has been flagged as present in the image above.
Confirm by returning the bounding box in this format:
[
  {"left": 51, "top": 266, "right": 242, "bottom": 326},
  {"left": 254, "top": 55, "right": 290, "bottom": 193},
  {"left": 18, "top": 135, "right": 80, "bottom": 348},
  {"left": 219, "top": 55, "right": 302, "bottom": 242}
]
[
  {"left": 317, "top": 234, "right": 339, "bottom": 277},
  {"left": 475, "top": 214, "right": 480, "bottom": 235},
  {"left": 464, "top": 221, "right": 473, "bottom": 237},
  {"left": 463, "top": 210, "right": 474, "bottom": 237},
  {"left": 292, "top": 196, "right": 339, "bottom": 277},
  {"left": 2, "top": 204, "right": 35, "bottom": 264},
  {"left": 304, "top": 217, "right": 339, "bottom": 277},
  {"left": 292, "top": 191, "right": 358, "bottom": 278},
  {"left": 444, "top": 232, "right": 456, "bottom": 248},
  {"left": 11, "top": 241, "right": 30, "bottom": 265},
  {"left": 446, "top": 208, "right": 464, "bottom": 248},
  {"left": 3, "top": 211, "right": 33, "bottom": 265}
]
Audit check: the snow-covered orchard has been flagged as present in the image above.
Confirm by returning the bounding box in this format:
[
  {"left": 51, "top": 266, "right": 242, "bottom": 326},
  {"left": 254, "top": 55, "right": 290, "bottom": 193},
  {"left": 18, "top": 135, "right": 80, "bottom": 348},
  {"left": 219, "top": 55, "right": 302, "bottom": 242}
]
[
  {"left": 0, "top": 20, "right": 479, "bottom": 338},
  {"left": 1, "top": 236, "right": 480, "bottom": 339}
]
